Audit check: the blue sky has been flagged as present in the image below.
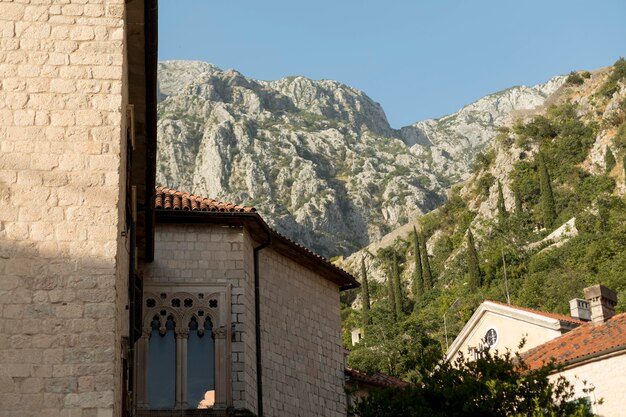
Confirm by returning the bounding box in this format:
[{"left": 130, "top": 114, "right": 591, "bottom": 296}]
[{"left": 159, "top": 0, "right": 626, "bottom": 128}]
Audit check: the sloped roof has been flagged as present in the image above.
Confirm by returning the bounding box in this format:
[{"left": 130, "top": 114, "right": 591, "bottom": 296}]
[
  {"left": 446, "top": 300, "right": 583, "bottom": 360},
  {"left": 523, "top": 312, "right": 626, "bottom": 369},
  {"left": 153, "top": 187, "right": 359, "bottom": 290},
  {"left": 344, "top": 368, "right": 409, "bottom": 389},
  {"left": 486, "top": 300, "right": 584, "bottom": 326},
  {"left": 155, "top": 186, "right": 256, "bottom": 213}
]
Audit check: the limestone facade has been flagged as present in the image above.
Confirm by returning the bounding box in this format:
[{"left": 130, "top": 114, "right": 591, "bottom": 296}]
[
  {"left": 144, "top": 222, "right": 349, "bottom": 416},
  {"left": 0, "top": 1, "right": 131, "bottom": 416},
  {"left": 258, "top": 248, "right": 345, "bottom": 417}
]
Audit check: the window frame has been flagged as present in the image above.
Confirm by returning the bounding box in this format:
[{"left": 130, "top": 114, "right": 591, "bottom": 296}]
[{"left": 135, "top": 284, "right": 232, "bottom": 410}]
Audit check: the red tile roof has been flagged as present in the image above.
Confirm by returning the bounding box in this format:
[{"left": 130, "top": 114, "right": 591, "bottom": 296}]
[
  {"left": 345, "top": 368, "right": 409, "bottom": 389},
  {"left": 523, "top": 312, "right": 626, "bottom": 370},
  {"left": 486, "top": 300, "right": 584, "bottom": 326},
  {"left": 155, "top": 186, "right": 256, "bottom": 213}
]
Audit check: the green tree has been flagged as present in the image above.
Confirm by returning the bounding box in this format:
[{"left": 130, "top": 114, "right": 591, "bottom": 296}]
[
  {"left": 412, "top": 227, "right": 423, "bottom": 307},
  {"left": 605, "top": 147, "right": 616, "bottom": 173},
  {"left": 378, "top": 247, "right": 398, "bottom": 322},
  {"left": 347, "top": 311, "right": 441, "bottom": 382},
  {"left": 392, "top": 252, "right": 404, "bottom": 319},
  {"left": 349, "top": 350, "right": 594, "bottom": 417},
  {"left": 360, "top": 256, "right": 371, "bottom": 326},
  {"left": 566, "top": 71, "right": 584, "bottom": 85},
  {"left": 419, "top": 233, "right": 433, "bottom": 291},
  {"left": 599, "top": 57, "right": 626, "bottom": 97},
  {"left": 496, "top": 180, "right": 507, "bottom": 224},
  {"left": 467, "top": 229, "right": 482, "bottom": 290},
  {"left": 513, "top": 186, "right": 523, "bottom": 214},
  {"left": 538, "top": 152, "right": 557, "bottom": 229}
]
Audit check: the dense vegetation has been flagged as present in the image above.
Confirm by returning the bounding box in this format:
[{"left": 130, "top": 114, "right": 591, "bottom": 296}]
[
  {"left": 342, "top": 58, "right": 626, "bottom": 383},
  {"left": 349, "top": 350, "right": 595, "bottom": 417}
]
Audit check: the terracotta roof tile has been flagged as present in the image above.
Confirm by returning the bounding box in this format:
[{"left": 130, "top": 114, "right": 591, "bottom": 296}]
[
  {"left": 486, "top": 300, "right": 584, "bottom": 326},
  {"left": 155, "top": 186, "right": 256, "bottom": 213},
  {"left": 345, "top": 368, "right": 409, "bottom": 388},
  {"left": 523, "top": 312, "right": 626, "bottom": 369}
]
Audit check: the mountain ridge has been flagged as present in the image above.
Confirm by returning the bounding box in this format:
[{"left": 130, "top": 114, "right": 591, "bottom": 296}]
[{"left": 156, "top": 60, "right": 566, "bottom": 257}]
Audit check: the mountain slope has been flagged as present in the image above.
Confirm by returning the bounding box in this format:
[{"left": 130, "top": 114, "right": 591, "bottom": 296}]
[
  {"left": 156, "top": 60, "right": 565, "bottom": 257},
  {"left": 340, "top": 61, "right": 626, "bottom": 376}
]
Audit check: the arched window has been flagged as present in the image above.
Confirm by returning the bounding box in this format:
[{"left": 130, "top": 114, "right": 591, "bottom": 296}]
[
  {"left": 147, "top": 315, "right": 176, "bottom": 409},
  {"left": 187, "top": 316, "right": 215, "bottom": 408},
  {"left": 136, "top": 289, "right": 230, "bottom": 411}
]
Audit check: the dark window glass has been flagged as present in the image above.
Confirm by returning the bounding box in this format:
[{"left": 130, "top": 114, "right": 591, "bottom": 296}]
[
  {"left": 147, "top": 316, "right": 176, "bottom": 409},
  {"left": 187, "top": 317, "right": 215, "bottom": 408}
]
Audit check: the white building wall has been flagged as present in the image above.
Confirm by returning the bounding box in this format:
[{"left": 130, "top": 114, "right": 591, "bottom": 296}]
[{"left": 553, "top": 353, "right": 626, "bottom": 417}]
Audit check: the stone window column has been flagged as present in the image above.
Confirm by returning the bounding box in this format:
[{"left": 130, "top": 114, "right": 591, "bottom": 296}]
[
  {"left": 213, "top": 326, "right": 228, "bottom": 409},
  {"left": 175, "top": 328, "right": 189, "bottom": 409}
]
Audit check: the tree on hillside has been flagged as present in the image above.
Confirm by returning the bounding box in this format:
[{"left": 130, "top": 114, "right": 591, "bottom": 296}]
[
  {"left": 467, "top": 229, "right": 482, "bottom": 290},
  {"left": 538, "top": 152, "right": 557, "bottom": 229},
  {"left": 378, "top": 247, "right": 398, "bottom": 322},
  {"left": 412, "top": 227, "right": 423, "bottom": 307},
  {"left": 496, "top": 180, "right": 507, "bottom": 224},
  {"left": 349, "top": 349, "right": 594, "bottom": 417},
  {"left": 392, "top": 252, "right": 404, "bottom": 319},
  {"left": 347, "top": 310, "right": 441, "bottom": 382},
  {"left": 605, "top": 147, "right": 616, "bottom": 173},
  {"left": 419, "top": 233, "right": 433, "bottom": 291},
  {"left": 360, "top": 256, "right": 371, "bottom": 326}
]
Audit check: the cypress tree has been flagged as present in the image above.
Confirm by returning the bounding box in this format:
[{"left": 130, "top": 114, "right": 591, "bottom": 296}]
[
  {"left": 467, "top": 229, "right": 482, "bottom": 290},
  {"left": 538, "top": 152, "right": 557, "bottom": 229},
  {"left": 412, "top": 227, "right": 423, "bottom": 306},
  {"left": 605, "top": 147, "right": 616, "bottom": 173},
  {"left": 513, "top": 186, "right": 523, "bottom": 214},
  {"left": 392, "top": 252, "right": 404, "bottom": 319},
  {"left": 360, "top": 256, "right": 371, "bottom": 326},
  {"left": 386, "top": 266, "right": 396, "bottom": 322},
  {"left": 497, "top": 180, "right": 507, "bottom": 224},
  {"left": 420, "top": 233, "right": 433, "bottom": 291},
  {"left": 379, "top": 247, "right": 397, "bottom": 321}
]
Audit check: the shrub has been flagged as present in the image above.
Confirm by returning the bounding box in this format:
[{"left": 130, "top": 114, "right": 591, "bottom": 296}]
[
  {"left": 598, "top": 57, "right": 626, "bottom": 98},
  {"left": 605, "top": 147, "right": 616, "bottom": 172},
  {"left": 566, "top": 71, "right": 584, "bottom": 85}
]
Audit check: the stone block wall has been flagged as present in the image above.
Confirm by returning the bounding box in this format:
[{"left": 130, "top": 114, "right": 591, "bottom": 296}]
[
  {"left": 146, "top": 223, "right": 347, "bottom": 416},
  {"left": 258, "top": 249, "right": 346, "bottom": 417},
  {"left": 145, "top": 223, "right": 255, "bottom": 410},
  {"left": 0, "top": 1, "right": 128, "bottom": 416}
]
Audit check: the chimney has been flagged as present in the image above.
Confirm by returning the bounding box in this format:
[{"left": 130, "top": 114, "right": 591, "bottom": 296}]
[
  {"left": 583, "top": 285, "right": 617, "bottom": 324},
  {"left": 569, "top": 298, "right": 591, "bottom": 321}
]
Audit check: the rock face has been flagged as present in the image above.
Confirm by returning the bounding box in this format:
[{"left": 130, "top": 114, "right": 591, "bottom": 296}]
[
  {"left": 400, "top": 77, "right": 566, "bottom": 182},
  {"left": 157, "top": 60, "right": 564, "bottom": 257}
]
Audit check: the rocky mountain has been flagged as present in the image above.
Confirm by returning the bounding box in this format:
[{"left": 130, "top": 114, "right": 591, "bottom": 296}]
[
  {"left": 156, "top": 60, "right": 565, "bottom": 257},
  {"left": 342, "top": 61, "right": 626, "bottom": 318}
]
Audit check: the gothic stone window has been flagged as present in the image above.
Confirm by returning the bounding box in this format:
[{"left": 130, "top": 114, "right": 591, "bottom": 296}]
[{"left": 135, "top": 286, "right": 231, "bottom": 410}]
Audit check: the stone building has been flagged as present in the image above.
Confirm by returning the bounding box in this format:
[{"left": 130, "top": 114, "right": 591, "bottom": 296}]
[
  {"left": 0, "top": 1, "right": 357, "bottom": 416},
  {"left": 138, "top": 187, "right": 357, "bottom": 416}
]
